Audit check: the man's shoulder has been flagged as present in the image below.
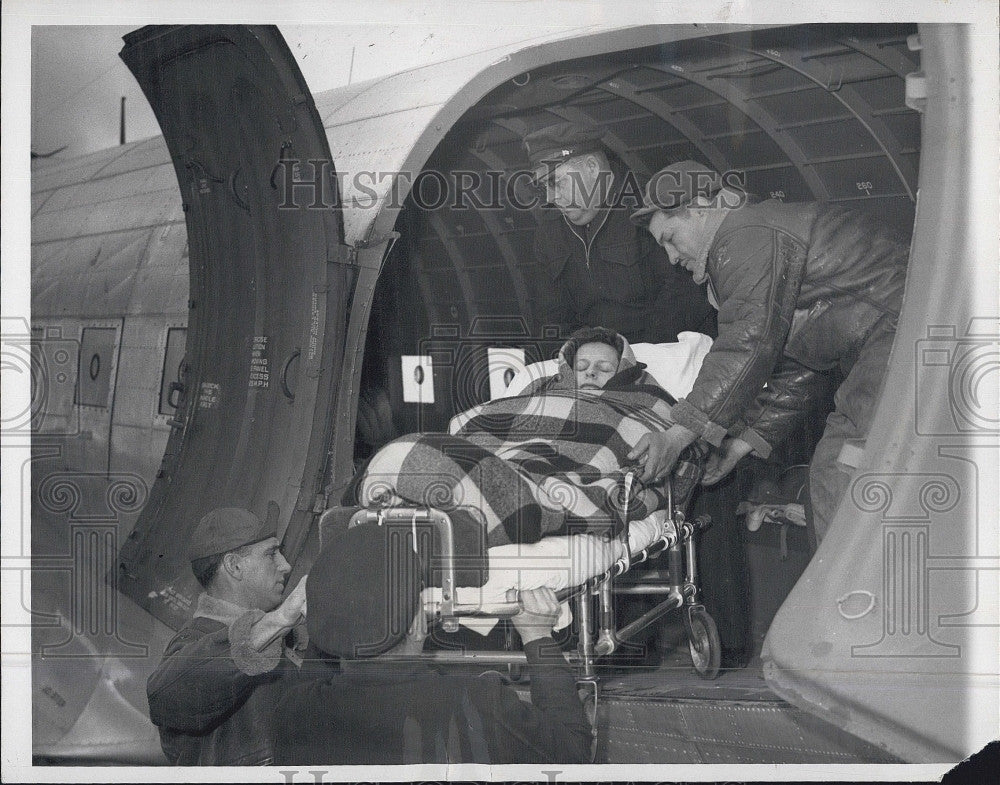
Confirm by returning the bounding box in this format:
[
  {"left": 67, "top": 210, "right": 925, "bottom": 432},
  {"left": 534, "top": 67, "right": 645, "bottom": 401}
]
[
  {"left": 163, "top": 615, "right": 226, "bottom": 653},
  {"left": 715, "top": 199, "right": 819, "bottom": 248}
]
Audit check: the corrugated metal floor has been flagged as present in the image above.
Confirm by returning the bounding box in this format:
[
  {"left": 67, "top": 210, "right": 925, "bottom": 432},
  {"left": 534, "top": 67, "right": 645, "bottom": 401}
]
[
  {"left": 596, "top": 694, "right": 899, "bottom": 764},
  {"left": 592, "top": 643, "right": 900, "bottom": 764}
]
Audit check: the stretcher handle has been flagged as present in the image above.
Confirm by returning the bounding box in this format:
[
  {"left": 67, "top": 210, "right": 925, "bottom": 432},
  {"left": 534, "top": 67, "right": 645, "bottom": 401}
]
[
  {"left": 444, "top": 584, "right": 582, "bottom": 620},
  {"left": 349, "top": 507, "right": 458, "bottom": 625},
  {"left": 437, "top": 518, "right": 686, "bottom": 621}
]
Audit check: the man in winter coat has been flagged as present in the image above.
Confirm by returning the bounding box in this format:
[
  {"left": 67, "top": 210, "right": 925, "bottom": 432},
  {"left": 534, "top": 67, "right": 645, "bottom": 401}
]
[
  {"left": 525, "top": 121, "right": 716, "bottom": 342},
  {"left": 629, "top": 160, "right": 909, "bottom": 545},
  {"left": 146, "top": 507, "right": 308, "bottom": 764}
]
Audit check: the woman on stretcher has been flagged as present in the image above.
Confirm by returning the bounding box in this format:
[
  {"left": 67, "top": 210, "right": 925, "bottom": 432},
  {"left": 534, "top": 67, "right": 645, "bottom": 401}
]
[{"left": 355, "top": 326, "right": 677, "bottom": 548}]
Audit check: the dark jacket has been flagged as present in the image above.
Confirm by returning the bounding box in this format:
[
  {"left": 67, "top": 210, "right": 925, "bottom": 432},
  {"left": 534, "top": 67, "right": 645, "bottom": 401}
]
[
  {"left": 147, "top": 596, "right": 301, "bottom": 765},
  {"left": 274, "top": 637, "right": 592, "bottom": 765},
  {"left": 533, "top": 169, "right": 716, "bottom": 343},
  {"left": 670, "top": 199, "right": 909, "bottom": 457}
]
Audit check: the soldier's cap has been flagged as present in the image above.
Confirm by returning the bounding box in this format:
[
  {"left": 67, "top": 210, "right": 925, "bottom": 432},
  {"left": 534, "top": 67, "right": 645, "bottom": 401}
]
[
  {"left": 630, "top": 160, "right": 724, "bottom": 226},
  {"left": 187, "top": 507, "right": 277, "bottom": 562},
  {"left": 523, "top": 121, "right": 606, "bottom": 184},
  {"left": 307, "top": 522, "right": 425, "bottom": 660}
]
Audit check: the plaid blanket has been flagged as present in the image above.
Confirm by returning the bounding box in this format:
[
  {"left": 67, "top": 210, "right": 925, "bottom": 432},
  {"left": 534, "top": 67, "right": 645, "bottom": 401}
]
[{"left": 358, "top": 381, "right": 675, "bottom": 547}]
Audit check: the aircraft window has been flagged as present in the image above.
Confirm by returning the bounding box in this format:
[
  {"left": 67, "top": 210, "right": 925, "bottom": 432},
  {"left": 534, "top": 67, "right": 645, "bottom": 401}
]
[
  {"left": 158, "top": 328, "right": 187, "bottom": 415},
  {"left": 75, "top": 327, "right": 118, "bottom": 409}
]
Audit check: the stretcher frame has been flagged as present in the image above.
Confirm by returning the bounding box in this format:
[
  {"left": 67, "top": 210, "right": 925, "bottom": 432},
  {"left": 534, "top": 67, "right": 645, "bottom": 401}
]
[{"left": 321, "top": 451, "right": 721, "bottom": 681}]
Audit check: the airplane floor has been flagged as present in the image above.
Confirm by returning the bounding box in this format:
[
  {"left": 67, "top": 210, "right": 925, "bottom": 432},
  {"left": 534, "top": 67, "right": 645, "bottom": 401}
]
[{"left": 592, "top": 642, "right": 902, "bottom": 764}]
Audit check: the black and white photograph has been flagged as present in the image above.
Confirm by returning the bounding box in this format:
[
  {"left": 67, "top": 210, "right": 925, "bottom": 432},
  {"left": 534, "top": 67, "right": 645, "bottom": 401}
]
[{"left": 2, "top": 0, "right": 998, "bottom": 781}]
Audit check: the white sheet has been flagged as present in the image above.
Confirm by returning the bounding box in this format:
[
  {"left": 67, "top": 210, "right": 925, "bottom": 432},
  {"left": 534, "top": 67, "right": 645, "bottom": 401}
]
[{"left": 423, "top": 510, "right": 673, "bottom": 632}]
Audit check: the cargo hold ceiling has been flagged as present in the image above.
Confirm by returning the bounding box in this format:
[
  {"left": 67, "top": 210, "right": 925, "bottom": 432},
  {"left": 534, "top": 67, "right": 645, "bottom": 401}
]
[
  {"left": 355, "top": 23, "right": 920, "bottom": 442},
  {"left": 457, "top": 24, "right": 919, "bottom": 221}
]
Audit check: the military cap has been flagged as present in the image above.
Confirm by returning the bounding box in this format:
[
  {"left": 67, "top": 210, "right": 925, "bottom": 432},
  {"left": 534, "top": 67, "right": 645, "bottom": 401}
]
[
  {"left": 187, "top": 507, "right": 276, "bottom": 562},
  {"left": 630, "top": 160, "right": 724, "bottom": 225},
  {"left": 523, "top": 121, "right": 607, "bottom": 181},
  {"left": 307, "top": 522, "right": 425, "bottom": 659}
]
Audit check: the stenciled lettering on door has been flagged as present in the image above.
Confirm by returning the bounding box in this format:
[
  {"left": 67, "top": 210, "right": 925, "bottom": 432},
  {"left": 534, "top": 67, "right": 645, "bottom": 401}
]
[{"left": 250, "top": 335, "right": 270, "bottom": 389}]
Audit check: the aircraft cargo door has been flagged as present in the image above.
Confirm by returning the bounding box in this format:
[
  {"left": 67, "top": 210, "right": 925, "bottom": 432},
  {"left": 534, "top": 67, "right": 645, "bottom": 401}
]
[{"left": 116, "top": 25, "right": 351, "bottom": 628}]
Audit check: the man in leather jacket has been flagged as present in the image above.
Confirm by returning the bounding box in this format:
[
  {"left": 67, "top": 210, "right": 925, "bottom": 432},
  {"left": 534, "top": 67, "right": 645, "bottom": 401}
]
[
  {"left": 525, "top": 122, "right": 717, "bottom": 342},
  {"left": 146, "top": 508, "right": 308, "bottom": 765},
  {"left": 629, "top": 161, "right": 909, "bottom": 545}
]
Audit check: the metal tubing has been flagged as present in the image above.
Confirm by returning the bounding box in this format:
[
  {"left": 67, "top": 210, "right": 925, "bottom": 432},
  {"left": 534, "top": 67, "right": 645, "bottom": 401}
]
[
  {"left": 424, "top": 651, "right": 524, "bottom": 665},
  {"left": 684, "top": 527, "right": 699, "bottom": 592},
  {"left": 614, "top": 591, "right": 684, "bottom": 643},
  {"left": 615, "top": 585, "right": 682, "bottom": 595},
  {"left": 422, "top": 649, "right": 580, "bottom": 666},
  {"left": 595, "top": 579, "right": 616, "bottom": 657},
  {"left": 666, "top": 541, "right": 685, "bottom": 592},
  {"left": 575, "top": 589, "right": 596, "bottom": 680}
]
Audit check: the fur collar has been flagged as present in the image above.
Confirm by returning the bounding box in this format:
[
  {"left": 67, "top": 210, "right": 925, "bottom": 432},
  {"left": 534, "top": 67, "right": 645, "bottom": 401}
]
[{"left": 193, "top": 592, "right": 252, "bottom": 625}]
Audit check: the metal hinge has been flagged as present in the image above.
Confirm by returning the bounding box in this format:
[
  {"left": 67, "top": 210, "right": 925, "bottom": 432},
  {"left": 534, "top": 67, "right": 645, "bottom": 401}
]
[{"left": 904, "top": 34, "right": 927, "bottom": 114}]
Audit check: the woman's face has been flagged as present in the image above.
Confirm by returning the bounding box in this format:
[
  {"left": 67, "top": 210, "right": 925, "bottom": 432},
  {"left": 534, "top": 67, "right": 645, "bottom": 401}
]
[{"left": 574, "top": 342, "right": 620, "bottom": 390}]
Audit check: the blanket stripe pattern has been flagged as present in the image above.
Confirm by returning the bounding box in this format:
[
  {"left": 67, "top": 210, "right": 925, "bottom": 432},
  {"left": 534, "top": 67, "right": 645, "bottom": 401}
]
[{"left": 358, "top": 382, "right": 674, "bottom": 547}]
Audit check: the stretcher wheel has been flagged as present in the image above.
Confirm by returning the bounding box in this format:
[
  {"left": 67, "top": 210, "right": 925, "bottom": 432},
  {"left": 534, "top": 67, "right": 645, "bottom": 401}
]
[{"left": 684, "top": 606, "right": 721, "bottom": 680}]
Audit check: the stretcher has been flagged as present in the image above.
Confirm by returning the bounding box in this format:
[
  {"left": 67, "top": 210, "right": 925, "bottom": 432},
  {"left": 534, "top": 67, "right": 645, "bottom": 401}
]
[{"left": 317, "top": 444, "right": 722, "bottom": 682}]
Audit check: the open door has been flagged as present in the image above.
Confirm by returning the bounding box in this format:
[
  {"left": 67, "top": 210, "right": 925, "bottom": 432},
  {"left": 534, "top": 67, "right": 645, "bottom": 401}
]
[{"left": 117, "top": 25, "right": 352, "bottom": 628}]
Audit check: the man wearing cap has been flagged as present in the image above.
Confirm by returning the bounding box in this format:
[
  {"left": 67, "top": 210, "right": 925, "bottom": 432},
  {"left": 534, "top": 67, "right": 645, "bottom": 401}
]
[
  {"left": 273, "top": 522, "right": 592, "bottom": 764},
  {"left": 524, "top": 121, "right": 716, "bottom": 344},
  {"left": 525, "top": 124, "right": 756, "bottom": 668},
  {"left": 628, "top": 161, "right": 909, "bottom": 546},
  {"left": 146, "top": 507, "right": 308, "bottom": 765}
]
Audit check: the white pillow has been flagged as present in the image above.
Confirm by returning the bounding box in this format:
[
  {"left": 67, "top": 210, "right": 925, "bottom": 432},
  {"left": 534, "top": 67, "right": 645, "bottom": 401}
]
[
  {"left": 500, "top": 332, "right": 712, "bottom": 400},
  {"left": 630, "top": 332, "right": 713, "bottom": 399}
]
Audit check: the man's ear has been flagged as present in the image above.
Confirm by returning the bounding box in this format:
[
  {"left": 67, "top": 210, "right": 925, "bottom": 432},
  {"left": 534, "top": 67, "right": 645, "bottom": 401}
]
[
  {"left": 583, "top": 153, "right": 603, "bottom": 173},
  {"left": 221, "top": 551, "right": 242, "bottom": 581}
]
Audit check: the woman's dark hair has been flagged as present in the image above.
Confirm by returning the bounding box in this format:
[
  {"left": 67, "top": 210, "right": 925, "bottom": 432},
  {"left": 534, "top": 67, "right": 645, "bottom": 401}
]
[{"left": 563, "top": 326, "right": 623, "bottom": 366}]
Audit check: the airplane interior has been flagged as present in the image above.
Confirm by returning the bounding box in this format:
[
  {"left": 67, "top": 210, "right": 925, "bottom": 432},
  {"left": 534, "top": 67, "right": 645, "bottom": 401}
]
[{"left": 22, "top": 20, "right": 997, "bottom": 767}]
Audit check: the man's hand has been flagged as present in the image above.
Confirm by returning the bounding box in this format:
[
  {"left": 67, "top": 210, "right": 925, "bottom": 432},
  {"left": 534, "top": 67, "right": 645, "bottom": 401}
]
[
  {"left": 274, "top": 575, "right": 308, "bottom": 627},
  {"left": 701, "top": 437, "right": 753, "bottom": 485},
  {"left": 245, "top": 575, "right": 307, "bottom": 653},
  {"left": 511, "top": 587, "right": 561, "bottom": 645},
  {"left": 627, "top": 423, "right": 698, "bottom": 483}
]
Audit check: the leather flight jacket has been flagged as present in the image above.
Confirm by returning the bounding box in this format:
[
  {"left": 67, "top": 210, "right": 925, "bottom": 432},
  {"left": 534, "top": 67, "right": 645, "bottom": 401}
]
[{"left": 669, "top": 199, "right": 909, "bottom": 458}]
